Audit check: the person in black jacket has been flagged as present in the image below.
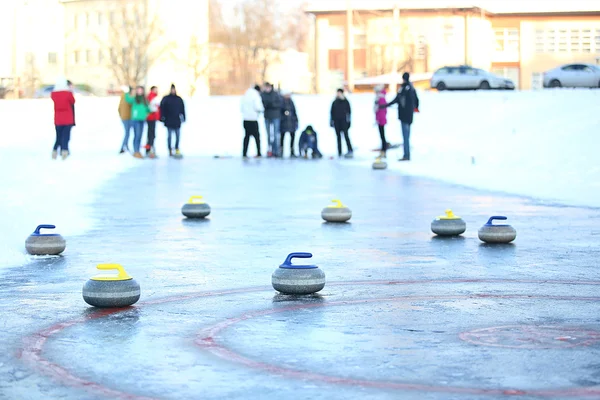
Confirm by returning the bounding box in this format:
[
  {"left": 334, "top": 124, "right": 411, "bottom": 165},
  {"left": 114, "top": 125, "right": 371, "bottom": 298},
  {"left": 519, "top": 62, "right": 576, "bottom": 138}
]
[
  {"left": 330, "top": 88, "right": 353, "bottom": 158},
  {"left": 159, "top": 84, "right": 186, "bottom": 157},
  {"left": 261, "top": 83, "right": 282, "bottom": 157},
  {"left": 279, "top": 90, "right": 298, "bottom": 158},
  {"left": 382, "top": 72, "right": 420, "bottom": 161}
]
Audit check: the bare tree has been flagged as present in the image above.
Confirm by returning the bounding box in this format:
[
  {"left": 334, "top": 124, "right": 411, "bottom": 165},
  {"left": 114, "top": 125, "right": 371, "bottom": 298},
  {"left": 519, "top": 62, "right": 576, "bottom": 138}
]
[
  {"left": 185, "top": 36, "right": 210, "bottom": 97},
  {"left": 210, "top": 0, "right": 307, "bottom": 93},
  {"left": 95, "top": 1, "right": 173, "bottom": 86},
  {"left": 22, "top": 52, "right": 40, "bottom": 98}
]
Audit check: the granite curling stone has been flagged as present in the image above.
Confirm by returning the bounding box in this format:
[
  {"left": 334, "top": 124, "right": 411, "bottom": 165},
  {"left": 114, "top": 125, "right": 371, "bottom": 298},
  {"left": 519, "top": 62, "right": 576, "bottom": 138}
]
[
  {"left": 431, "top": 209, "right": 466, "bottom": 236},
  {"left": 25, "top": 224, "right": 66, "bottom": 256},
  {"left": 83, "top": 264, "right": 141, "bottom": 308},
  {"left": 372, "top": 157, "right": 387, "bottom": 170},
  {"left": 321, "top": 199, "right": 352, "bottom": 223},
  {"left": 182, "top": 195, "right": 211, "bottom": 218},
  {"left": 272, "top": 252, "right": 326, "bottom": 295},
  {"left": 478, "top": 216, "right": 517, "bottom": 244}
]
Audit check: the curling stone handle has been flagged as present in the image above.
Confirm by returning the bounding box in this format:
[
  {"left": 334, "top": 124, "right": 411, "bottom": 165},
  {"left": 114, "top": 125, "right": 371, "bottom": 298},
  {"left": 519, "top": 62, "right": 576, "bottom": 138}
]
[
  {"left": 188, "top": 196, "right": 205, "bottom": 204},
  {"left": 445, "top": 209, "right": 455, "bottom": 218},
  {"left": 331, "top": 199, "right": 344, "bottom": 208},
  {"left": 95, "top": 264, "right": 132, "bottom": 280},
  {"left": 34, "top": 224, "right": 56, "bottom": 234},
  {"left": 486, "top": 216, "right": 507, "bottom": 225},
  {"left": 283, "top": 252, "right": 313, "bottom": 266}
]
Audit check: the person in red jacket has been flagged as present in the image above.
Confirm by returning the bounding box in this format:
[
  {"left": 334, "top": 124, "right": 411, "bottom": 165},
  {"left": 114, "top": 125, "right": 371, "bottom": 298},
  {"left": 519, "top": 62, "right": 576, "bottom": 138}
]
[
  {"left": 145, "top": 85, "right": 160, "bottom": 158},
  {"left": 50, "top": 77, "right": 75, "bottom": 160}
]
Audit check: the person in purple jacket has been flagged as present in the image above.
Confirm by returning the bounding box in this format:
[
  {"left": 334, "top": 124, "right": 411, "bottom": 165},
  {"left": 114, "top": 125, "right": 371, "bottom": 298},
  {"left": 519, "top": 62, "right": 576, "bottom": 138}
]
[{"left": 374, "top": 85, "right": 388, "bottom": 158}]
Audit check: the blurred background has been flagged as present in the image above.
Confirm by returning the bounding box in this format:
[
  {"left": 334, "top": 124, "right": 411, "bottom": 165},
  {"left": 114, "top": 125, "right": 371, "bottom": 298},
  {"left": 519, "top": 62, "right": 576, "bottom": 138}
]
[{"left": 0, "top": 0, "right": 599, "bottom": 98}]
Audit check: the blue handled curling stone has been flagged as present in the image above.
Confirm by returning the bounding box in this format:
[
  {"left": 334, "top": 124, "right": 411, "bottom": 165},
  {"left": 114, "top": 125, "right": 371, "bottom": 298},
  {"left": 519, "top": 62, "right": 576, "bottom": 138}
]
[
  {"left": 478, "top": 216, "right": 517, "bottom": 244},
  {"left": 372, "top": 157, "right": 387, "bottom": 170},
  {"left": 272, "top": 253, "right": 326, "bottom": 295},
  {"left": 321, "top": 199, "right": 352, "bottom": 223},
  {"left": 431, "top": 209, "right": 466, "bottom": 236},
  {"left": 25, "top": 225, "right": 66, "bottom": 255},
  {"left": 83, "top": 264, "right": 141, "bottom": 308},
  {"left": 182, "top": 195, "right": 211, "bottom": 219}
]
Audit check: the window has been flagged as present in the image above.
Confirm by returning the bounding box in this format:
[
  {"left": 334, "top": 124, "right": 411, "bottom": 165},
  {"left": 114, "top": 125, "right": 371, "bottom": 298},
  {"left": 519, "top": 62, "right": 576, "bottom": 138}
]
[
  {"left": 109, "top": 11, "right": 115, "bottom": 24},
  {"left": 535, "top": 29, "right": 544, "bottom": 53},
  {"left": 74, "top": 13, "right": 78, "bottom": 29},
  {"left": 98, "top": 49, "right": 104, "bottom": 63},
  {"left": 97, "top": 11, "right": 103, "bottom": 25},
  {"left": 73, "top": 51, "right": 80, "bottom": 64},
  {"left": 327, "top": 25, "right": 345, "bottom": 49},
  {"left": 85, "top": 12, "right": 89, "bottom": 27},
  {"left": 48, "top": 52, "right": 57, "bottom": 64},
  {"left": 85, "top": 49, "right": 91, "bottom": 63},
  {"left": 443, "top": 24, "right": 454, "bottom": 45},
  {"left": 582, "top": 29, "right": 592, "bottom": 53},
  {"left": 494, "top": 28, "right": 519, "bottom": 53},
  {"left": 416, "top": 35, "right": 427, "bottom": 59},
  {"left": 562, "top": 64, "right": 581, "bottom": 71},
  {"left": 546, "top": 29, "right": 556, "bottom": 52},
  {"left": 570, "top": 29, "right": 580, "bottom": 52},
  {"left": 558, "top": 29, "right": 568, "bottom": 52}
]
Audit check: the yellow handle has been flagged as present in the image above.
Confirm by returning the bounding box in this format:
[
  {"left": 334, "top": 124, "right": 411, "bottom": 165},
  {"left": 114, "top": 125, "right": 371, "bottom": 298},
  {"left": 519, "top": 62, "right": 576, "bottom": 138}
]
[
  {"left": 91, "top": 263, "right": 132, "bottom": 281},
  {"left": 375, "top": 157, "right": 381, "bottom": 162},
  {"left": 438, "top": 209, "right": 461, "bottom": 220},
  {"left": 188, "top": 196, "right": 205, "bottom": 204},
  {"left": 328, "top": 199, "right": 345, "bottom": 208}
]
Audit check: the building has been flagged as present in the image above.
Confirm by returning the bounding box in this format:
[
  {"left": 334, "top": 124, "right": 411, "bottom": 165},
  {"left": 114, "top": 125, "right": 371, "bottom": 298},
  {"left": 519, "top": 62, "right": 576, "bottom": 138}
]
[
  {"left": 0, "top": 0, "right": 64, "bottom": 97},
  {"left": 306, "top": 0, "right": 600, "bottom": 92},
  {"left": 60, "top": 0, "right": 209, "bottom": 96}
]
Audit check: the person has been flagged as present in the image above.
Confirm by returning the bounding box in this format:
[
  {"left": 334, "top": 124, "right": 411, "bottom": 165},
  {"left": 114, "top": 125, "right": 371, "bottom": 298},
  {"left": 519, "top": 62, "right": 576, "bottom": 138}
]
[
  {"left": 261, "top": 82, "right": 282, "bottom": 158},
  {"left": 279, "top": 90, "right": 298, "bottom": 158},
  {"left": 382, "top": 72, "right": 420, "bottom": 161},
  {"left": 50, "top": 77, "right": 75, "bottom": 160},
  {"left": 330, "top": 88, "right": 353, "bottom": 158},
  {"left": 374, "top": 85, "right": 388, "bottom": 158},
  {"left": 160, "top": 84, "right": 186, "bottom": 157},
  {"left": 298, "top": 125, "right": 322, "bottom": 159},
  {"left": 145, "top": 86, "right": 160, "bottom": 158},
  {"left": 118, "top": 86, "right": 133, "bottom": 154},
  {"left": 125, "top": 85, "right": 150, "bottom": 159},
  {"left": 240, "top": 84, "right": 264, "bottom": 158}
]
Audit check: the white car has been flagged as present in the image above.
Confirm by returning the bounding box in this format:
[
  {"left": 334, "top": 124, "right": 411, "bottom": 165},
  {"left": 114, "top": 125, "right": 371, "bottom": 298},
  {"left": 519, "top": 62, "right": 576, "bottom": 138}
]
[
  {"left": 431, "top": 66, "right": 515, "bottom": 91},
  {"left": 543, "top": 63, "right": 600, "bottom": 88}
]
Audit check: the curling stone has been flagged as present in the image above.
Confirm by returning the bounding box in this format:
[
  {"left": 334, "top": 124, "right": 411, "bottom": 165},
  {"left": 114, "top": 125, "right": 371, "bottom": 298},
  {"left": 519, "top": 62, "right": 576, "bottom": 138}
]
[
  {"left": 272, "top": 252, "right": 326, "bottom": 295},
  {"left": 181, "top": 196, "right": 211, "bottom": 218},
  {"left": 431, "top": 209, "right": 466, "bottom": 236},
  {"left": 478, "top": 216, "right": 517, "bottom": 244},
  {"left": 25, "top": 225, "right": 66, "bottom": 255},
  {"left": 372, "top": 157, "right": 387, "bottom": 170},
  {"left": 82, "top": 264, "right": 141, "bottom": 308},
  {"left": 321, "top": 199, "right": 352, "bottom": 223}
]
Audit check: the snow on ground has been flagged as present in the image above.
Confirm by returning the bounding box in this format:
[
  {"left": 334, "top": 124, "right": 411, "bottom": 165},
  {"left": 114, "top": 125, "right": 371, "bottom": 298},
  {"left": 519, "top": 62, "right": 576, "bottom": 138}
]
[
  {"left": 0, "top": 97, "right": 138, "bottom": 269},
  {"left": 0, "top": 89, "right": 598, "bottom": 269}
]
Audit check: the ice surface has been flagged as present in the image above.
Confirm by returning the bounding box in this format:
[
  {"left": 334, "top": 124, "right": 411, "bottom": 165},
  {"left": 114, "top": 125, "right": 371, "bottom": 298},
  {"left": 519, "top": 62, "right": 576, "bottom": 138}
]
[{"left": 0, "top": 90, "right": 597, "bottom": 269}]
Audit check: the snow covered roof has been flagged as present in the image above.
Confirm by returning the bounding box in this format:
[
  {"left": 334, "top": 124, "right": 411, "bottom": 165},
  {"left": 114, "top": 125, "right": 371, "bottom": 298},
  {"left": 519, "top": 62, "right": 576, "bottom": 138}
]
[
  {"left": 350, "top": 72, "right": 433, "bottom": 85},
  {"left": 305, "top": 0, "right": 600, "bottom": 15}
]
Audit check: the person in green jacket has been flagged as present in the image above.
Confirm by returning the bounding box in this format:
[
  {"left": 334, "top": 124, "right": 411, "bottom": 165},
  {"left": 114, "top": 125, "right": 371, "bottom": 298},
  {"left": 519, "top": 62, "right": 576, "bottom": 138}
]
[{"left": 125, "top": 86, "right": 150, "bottom": 158}]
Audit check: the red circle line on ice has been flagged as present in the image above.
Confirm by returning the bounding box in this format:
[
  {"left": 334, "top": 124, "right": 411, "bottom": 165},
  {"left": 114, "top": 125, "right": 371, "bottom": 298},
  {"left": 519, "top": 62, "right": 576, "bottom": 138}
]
[{"left": 18, "top": 279, "right": 600, "bottom": 400}]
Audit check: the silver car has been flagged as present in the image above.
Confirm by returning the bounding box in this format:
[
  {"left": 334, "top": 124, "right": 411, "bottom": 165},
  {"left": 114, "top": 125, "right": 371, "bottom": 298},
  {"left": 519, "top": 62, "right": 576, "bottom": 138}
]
[
  {"left": 431, "top": 66, "right": 515, "bottom": 91},
  {"left": 543, "top": 63, "right": 600, "bottom": 88}
]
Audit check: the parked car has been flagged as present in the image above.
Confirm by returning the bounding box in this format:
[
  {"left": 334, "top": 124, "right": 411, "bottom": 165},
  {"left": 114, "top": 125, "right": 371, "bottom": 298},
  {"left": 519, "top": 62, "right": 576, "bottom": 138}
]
[
  {"left": 33, "top": 85, "right": 94, "bottom": 98},
  {"left": 430, "top": 66, "right": 515, "bottom": 91},
  {"left": 543, "top": 63, "right": 600, "bottom": 88}
]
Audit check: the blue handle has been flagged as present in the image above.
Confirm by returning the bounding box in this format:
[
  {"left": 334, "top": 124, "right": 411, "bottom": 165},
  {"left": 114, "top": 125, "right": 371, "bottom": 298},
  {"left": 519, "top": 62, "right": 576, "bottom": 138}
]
[
  {"left": 283, "top": 252, "right": 313, "bottom": 266},
  {"left": 486, "top": 216, "right": 507, "bottom": 226},
  {"left": 34, "top": 224, "right": 56, "bottom": 234}
]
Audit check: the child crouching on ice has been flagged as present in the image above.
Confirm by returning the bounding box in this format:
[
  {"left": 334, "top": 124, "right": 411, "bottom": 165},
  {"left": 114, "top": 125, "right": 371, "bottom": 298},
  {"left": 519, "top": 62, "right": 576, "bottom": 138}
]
[{"left": 299, "top": 125, "right": 323, "bottom": 159}]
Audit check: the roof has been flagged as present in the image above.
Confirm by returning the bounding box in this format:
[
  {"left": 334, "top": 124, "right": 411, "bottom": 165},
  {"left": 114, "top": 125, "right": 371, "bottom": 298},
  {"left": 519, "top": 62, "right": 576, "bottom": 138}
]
[{"left": 305, "top": 0, "right": 600, "bottom": 15}]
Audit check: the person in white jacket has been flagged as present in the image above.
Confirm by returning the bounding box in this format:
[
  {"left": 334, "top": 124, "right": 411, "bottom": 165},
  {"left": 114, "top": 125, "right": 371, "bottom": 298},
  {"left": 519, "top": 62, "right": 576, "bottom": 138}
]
[{"left": 241, "top": 85, "right": 265, "bottom": 158}]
